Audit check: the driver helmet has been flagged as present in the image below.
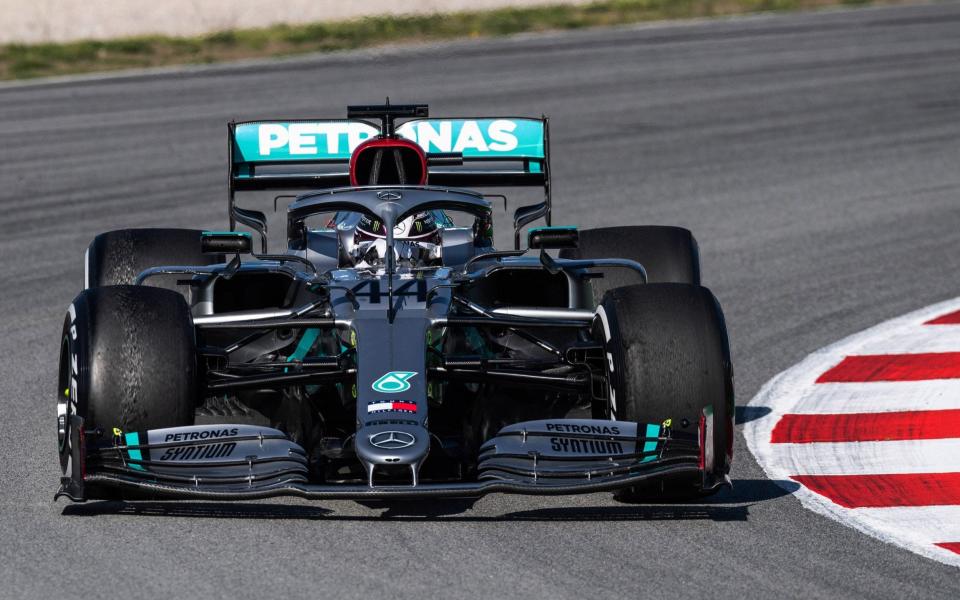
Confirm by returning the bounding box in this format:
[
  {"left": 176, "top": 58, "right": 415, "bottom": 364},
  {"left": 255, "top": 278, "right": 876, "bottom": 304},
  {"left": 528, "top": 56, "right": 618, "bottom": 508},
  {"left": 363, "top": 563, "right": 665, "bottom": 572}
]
[
  {"left": 352, "top": 211, "right": 442, "bottom": 268},
  {"left": 356, "top": 212, "right": 439, "bottom": 242}
]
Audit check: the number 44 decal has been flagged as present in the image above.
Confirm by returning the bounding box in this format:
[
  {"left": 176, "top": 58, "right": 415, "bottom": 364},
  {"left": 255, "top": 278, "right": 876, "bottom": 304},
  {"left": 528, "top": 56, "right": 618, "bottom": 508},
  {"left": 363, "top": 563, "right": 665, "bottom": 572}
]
[{"left": 372, "top": 371, "right": 418, "bottom": 393}]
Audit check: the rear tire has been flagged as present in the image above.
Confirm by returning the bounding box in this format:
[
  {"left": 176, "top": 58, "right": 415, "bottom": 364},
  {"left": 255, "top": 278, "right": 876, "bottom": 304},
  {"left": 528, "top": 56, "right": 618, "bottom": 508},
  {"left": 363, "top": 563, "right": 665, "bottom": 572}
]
[
  {"left": 595, "top": 283, "right": 733, "bottom": 501},
  {"left": 58, "top": 285, "right": 197, "bottom": 444},
  {"left": 561, "top": 226, "right": 700, "bottom": 306},
  {"left": 86, "top": 228, "right": 222, "bottom": 292}
]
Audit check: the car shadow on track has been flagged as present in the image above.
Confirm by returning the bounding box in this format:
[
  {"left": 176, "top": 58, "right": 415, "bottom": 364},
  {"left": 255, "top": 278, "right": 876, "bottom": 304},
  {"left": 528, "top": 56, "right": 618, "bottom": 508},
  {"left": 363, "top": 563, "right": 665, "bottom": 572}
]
[
  {"left": 60, "top": 478, "right": 798, "bottom": 522},
  {"left": 735, "top": 405, "right": 772, "bottom": 424}
]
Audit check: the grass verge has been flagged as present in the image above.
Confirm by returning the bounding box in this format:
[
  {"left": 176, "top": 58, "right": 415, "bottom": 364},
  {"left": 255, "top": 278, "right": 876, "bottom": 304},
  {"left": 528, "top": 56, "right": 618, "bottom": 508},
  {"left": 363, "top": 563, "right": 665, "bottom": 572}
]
[{"left": 0, "top": 0, "right": 902, "bottom": 80}]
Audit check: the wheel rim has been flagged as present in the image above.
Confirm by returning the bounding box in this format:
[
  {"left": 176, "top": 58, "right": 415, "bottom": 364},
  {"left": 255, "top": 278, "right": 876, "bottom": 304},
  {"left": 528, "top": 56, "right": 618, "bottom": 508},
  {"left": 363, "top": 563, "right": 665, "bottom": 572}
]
[{"left": 57, "top": 333, "right": 73, "bottom": 473}]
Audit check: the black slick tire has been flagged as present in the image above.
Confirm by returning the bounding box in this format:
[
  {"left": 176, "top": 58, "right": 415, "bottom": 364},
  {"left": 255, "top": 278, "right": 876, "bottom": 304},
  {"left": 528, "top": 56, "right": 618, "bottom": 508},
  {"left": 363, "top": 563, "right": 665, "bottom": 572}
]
[
  {"left": 86, "top": 228, "right": 222, "bottom": 291},
  {"left": 561, "top": 225, "right": 700, "bottom": 306},
  {"left": 58, "top": 285, "right": 197, "bottom": 438},
  {"left": 595, "top": 283, "right": 733, "bottom": 501}
]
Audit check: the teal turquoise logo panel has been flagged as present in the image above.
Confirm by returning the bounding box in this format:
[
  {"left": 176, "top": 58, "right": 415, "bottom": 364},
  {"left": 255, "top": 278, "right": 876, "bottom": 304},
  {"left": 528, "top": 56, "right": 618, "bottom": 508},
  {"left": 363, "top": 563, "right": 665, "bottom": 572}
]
[
  {"left": 396, "top": 118, "right": 545, "bottom": 159},
  {"left": 233, "top": 118, "right": 545, "bottom": 163},
  {"left": 641, "top": 423, "right": 661, "bottom": 463},
  {"left": 372, "top": 371, "right": 418, "bottom": 394},
  {"left": 233, "top": 120, "right": 379, "bottom": 162}
]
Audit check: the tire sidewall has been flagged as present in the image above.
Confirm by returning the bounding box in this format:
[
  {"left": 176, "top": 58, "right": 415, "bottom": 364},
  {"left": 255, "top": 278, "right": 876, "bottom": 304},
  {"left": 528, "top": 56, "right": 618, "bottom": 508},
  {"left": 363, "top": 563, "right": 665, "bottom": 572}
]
[
  {"left": 58, "top": 286, "right": 197, "bottom": 439},
  {"left": 594, "top": 284, "right": 734, "bottom": 496},
  {"left": 58, "top": 295, "right": 91, "bottom": 476},
  {"left": 593, "top": 302, "right": 629, "bottom": 422}
]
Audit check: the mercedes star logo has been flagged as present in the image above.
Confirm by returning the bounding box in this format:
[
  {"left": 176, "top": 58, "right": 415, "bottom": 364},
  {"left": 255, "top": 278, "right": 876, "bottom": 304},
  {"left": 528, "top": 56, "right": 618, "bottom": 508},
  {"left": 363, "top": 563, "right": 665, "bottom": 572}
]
[
  {"left": 376, "top": 191, "right": 403, "bottom": 201},
  {"left": 369, "top": 430, "right": 416, "bottom": 450}
]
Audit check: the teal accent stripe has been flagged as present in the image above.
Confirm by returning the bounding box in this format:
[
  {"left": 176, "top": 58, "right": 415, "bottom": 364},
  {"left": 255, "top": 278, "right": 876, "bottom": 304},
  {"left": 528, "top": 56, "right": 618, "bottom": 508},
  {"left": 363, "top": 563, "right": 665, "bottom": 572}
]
[
  {"left": 530, "top": 225, "right": 576, "bottom": 233},
  {"left": 124, "top": 432, "right": 146, "bottom": 471},
  {"left": 641, "top": 423, "right": 661, "bottom": 463},
  {"left": 285, "top": 328, "right": 321, "bottom": 373},
  {"left": 202, "top": 231, "right": 251, "bottom": 237}
]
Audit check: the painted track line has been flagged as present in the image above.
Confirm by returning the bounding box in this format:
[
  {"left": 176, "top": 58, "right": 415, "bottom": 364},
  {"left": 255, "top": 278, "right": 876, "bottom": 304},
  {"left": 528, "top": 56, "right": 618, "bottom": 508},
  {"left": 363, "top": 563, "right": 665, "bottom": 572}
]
[
  {"left": 841, "top": 326, "right": 960, "bottom": 354},
  {"left": 852, "top": 506, "right": 960, "bottom": 543},
  {"left": 784, "top": 379, "right": 960, "bottom": 415},
  {"left": 927, "top": 310, "right": 960, "bottom": 325},
  {"left": 746, "top": 297, "right": 960, "bottom": 568},
  {"left": 936, "top": 543, "right": 960, "bottom": 555},
  {"left": 818, "top": 352, "right": 960, "bottom": 383},
  {"left": 761, "top": 438, "right": 960, "bottom": 475},
  {"left": 771, "top": 409, "right": 960, "bottom": 443},
  {"left": 792, "top": 473, "right": 960, "bottom": 508}
]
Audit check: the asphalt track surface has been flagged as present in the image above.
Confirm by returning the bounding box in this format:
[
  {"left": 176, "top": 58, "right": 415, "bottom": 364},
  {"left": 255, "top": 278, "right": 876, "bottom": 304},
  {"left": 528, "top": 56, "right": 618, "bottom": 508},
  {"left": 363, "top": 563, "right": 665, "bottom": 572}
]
[{"left": 2, "top": 3, "right": 960, "bottom": 598}]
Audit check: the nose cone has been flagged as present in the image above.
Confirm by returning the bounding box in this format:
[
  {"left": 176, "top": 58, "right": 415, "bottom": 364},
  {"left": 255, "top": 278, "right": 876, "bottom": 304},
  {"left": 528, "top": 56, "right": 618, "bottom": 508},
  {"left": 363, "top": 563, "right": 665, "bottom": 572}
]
[{"left": 355, "top": 423, "right": 431, "bottom": 486}]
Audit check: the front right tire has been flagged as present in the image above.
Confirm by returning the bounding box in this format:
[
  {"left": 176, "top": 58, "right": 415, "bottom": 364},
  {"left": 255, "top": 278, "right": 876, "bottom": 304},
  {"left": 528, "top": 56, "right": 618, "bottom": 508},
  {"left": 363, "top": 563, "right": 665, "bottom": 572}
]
[
  {"left": 595, "top": 283, "right": 733, "bottom": 501},
  {"left": 561, "top": 225, "right": 701, "bottom": 307},
  {"left": 86, "top": 228, "right": 222, "bottom": 291}
]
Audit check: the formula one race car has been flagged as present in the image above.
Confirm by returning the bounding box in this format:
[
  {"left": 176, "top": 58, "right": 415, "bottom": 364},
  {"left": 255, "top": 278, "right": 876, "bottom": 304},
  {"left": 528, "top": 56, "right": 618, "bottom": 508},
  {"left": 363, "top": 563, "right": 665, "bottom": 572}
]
[{"left": 56, "top": 103, "right": 733, "bottom": 503}]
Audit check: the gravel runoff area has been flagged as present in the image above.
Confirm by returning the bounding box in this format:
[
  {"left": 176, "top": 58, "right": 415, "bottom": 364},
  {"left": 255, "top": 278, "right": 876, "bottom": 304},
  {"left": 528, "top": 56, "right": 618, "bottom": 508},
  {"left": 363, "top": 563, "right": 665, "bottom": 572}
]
[{"left": 2, "top": 0, "right": 593, "bottom": 43}]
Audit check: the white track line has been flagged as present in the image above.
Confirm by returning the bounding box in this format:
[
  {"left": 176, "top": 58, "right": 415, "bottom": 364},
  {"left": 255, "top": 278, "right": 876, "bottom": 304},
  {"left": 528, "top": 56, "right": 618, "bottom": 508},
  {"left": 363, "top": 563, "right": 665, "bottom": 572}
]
[
  {"left": 745, "top": 296, "right": 960, "bottom": 568},
  {"left": 763, "top": 439, "right": 960, "bottom": 476},
  {"left": 851, "top": 327, "right": 960, "bottom": 354},
  {"left": 851, "top": 506, "right": 960, "bottom": 549},
  {"left": 785, "top": 379, "right": 960, "bottom": 415}
]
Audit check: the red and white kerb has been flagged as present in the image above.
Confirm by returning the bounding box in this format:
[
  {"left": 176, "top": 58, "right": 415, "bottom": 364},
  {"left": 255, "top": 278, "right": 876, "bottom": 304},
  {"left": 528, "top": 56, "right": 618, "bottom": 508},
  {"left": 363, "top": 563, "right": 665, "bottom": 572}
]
[{"left": 746, "top": 298, "right": 960, "bottom": 568}]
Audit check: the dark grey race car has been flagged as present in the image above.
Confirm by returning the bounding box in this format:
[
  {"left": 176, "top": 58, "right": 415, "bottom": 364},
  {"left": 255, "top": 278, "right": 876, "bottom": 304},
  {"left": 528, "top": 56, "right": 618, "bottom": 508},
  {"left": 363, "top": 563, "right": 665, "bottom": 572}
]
[{"left": 56, "top": 104, "right": 733, "bottom": 503}]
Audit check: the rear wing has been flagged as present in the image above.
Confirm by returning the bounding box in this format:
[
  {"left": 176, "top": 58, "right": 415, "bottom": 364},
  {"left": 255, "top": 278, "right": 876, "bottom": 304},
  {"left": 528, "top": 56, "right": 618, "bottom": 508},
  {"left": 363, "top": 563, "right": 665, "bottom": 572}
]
[
  {"left": 229, "top": 117, "right": 548, "bottom": 189},
  {"left": 228, "top": 114, "right": 552, "bottom": 246}
]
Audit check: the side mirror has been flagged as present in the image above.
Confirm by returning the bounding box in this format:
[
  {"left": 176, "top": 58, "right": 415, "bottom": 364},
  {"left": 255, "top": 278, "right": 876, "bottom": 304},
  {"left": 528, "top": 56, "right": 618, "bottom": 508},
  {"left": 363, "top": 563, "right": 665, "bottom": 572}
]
[
  {"left": 513, "top": 202, "right": 549, "bottom": 250},
  {"left": 201, "top": 231, "right": 252, "bottom": 254},
  {"left": 528, "top": 226, "right": 578, "bottom": 250}
]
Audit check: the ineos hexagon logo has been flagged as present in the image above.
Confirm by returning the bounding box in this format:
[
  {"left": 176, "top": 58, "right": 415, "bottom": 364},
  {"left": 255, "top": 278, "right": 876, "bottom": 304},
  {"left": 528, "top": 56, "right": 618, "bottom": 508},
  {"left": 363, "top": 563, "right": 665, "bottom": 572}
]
[
  {"left": 377, "top": 191, "right": 403, "bottom": 201},
  {"left": 369, "top": 430, "right": 416, "bottom": 450},
  {"left": 371, "top": 371, "right": 417, "bottom": 393}
]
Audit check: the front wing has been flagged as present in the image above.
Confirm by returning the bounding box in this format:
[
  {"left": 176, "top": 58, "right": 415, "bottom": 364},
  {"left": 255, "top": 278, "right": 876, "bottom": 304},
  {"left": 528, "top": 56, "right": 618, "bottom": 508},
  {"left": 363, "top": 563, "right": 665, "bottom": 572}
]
[{"left": 57, "top": 414, "right": 724, "bottom": 502}]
